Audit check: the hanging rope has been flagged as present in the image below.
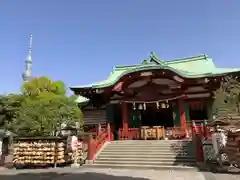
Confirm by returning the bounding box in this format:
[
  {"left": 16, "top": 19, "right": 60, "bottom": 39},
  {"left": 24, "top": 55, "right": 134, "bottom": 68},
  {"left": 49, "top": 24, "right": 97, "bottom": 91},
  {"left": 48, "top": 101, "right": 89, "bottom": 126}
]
[{"left": 123, "top": 94, "right": 186, "bottom": 104}]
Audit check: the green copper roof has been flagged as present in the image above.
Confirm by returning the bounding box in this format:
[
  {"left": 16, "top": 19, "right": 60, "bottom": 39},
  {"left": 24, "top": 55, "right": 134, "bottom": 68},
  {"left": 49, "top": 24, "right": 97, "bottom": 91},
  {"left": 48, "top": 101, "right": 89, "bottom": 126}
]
[
  {"left": 71, "top": 52, "right": 240, "bottom": 91},
  {"left": 72, "top": 52, "right": 240, "bottom": 104}
]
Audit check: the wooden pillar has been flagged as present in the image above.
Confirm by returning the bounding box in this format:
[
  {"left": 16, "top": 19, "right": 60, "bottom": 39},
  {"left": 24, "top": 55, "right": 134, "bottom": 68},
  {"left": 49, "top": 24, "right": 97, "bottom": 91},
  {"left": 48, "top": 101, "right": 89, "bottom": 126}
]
[
  {"left": 87, "top": 134, "right": 95, "bottom": 161},
  {"left": 192, "top": 120, "right": 204, "bottom": 162},
  {"left": 178, "top": 99, "right": 186, "bottom": 135},
  {"left": 122, "top": 102, "right": 128, "bottom": 137},
  {"left": 97, "top": 124, "right": 101, "bottom": 136},
  {"left": 203, "top": 120, "right": 209, "bottom": 139},
  {"left": 0, "top": 138, "right": 3, "bottom": 166},
  {"left": 107, "top": 123, "right": 111, "bottom": 141}
]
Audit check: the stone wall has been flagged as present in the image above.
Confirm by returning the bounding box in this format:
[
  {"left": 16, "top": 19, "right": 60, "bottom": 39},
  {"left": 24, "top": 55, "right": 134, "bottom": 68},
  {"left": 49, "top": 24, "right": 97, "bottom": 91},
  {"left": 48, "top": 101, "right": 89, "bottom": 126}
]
[
  {"left": 225, "top": 130, "right": 240, "bottom": 166},
  {"left": 202, "top": 140, "right": 216, "bottom": 162}
]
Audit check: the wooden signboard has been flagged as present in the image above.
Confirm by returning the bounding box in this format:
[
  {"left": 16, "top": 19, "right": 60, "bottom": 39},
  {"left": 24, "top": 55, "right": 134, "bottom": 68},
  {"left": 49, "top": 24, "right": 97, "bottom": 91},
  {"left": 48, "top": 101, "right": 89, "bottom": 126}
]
[{"left": 140, "top": 126, "right": 165, "bottom": 140}]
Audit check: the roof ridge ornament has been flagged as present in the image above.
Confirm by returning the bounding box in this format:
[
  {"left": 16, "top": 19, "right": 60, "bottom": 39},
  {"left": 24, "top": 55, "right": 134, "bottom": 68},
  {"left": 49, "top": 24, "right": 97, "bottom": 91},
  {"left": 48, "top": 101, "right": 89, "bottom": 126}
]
[
  {"left": 149, "top": 52, "right": 165, "bottom": 66},
  {"left": 141, "top": 59, "right": 149, "bottom": 65}
]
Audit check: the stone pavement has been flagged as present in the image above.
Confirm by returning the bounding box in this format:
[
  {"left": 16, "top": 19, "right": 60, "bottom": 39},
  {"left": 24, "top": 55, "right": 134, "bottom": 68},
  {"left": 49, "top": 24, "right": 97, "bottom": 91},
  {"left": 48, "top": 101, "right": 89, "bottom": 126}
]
[{"left": 0, "top": 167, "right": 239, "bottom": 180}]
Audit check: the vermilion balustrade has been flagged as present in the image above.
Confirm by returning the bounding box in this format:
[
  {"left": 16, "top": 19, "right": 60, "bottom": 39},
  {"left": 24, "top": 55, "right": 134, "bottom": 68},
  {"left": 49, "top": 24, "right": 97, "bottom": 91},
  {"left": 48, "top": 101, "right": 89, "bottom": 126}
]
[
  {"left": 87, "top": 123, "right": 112, "bottom": 161},
  {"left": 86, "top": 120, "right": 211, "bottom": 162},
  {"left": 87, "top": 124, "right": 107, "bottom": 138},
  {"left": 191, "top": 120, "right": 212, "bottom": 162},
  {"left": 118, "top": 128, "right": 140, "bottom": 140}
]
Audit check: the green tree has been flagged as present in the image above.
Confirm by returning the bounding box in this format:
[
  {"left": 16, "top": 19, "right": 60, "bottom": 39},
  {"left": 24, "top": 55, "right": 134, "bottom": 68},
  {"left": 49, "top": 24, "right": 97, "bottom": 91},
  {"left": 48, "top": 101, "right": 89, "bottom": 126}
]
[
  {"left": 212, "top": 76, "right": 240, "bottom": 120},
  {"left": 0, "top": 94, "right": 23, "bottom": 129},
  {"left": 11, "top": 76, "right": 83, "bottom": 136},
  {"left": 21, "top": 76, "right": 66, "bottom": 97}
]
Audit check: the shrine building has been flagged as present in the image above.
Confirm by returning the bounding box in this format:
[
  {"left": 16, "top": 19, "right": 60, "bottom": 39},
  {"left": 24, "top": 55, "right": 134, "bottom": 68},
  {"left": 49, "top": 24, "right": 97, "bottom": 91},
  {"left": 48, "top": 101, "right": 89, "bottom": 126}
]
[{"left": 70, "top": 52, "right": 240, "bottom": 139}]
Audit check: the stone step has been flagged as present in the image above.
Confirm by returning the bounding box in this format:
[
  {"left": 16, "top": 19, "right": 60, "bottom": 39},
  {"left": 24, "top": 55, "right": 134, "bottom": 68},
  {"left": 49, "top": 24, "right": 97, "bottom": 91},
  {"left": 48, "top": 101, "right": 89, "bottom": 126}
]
[
  {"left": 111, "top": 140, "right": 193, "bottom": 144},
  {"left": 96, "top": 157, "right": 196, "bottom": 163},
  {"left": 112, "top": 140, "right": 192, "bottom": 141},
  {"left": 103, "top": 149, "right": 194, "bottom": 152},
  {"left": 108, "top": 144, "right": 194, "bottom": 148},
  {"left": 100, "top": 151, "right": 195, "bottom": 156},
  {"left": 97, "top": 154, "right": 196, "bottom": 159},
  {"left": 101, "top": 149, "right": 194, "bottom": 154},
  {"left": 90, "top": 140, "right": 197, "bottom": 170},
  {"left": 110, "top": 141, "right": 193, "bottom": 143},
  {"left": 106, "top": 147, "right": 194, "bottom": 150},
  {"left": 108, "top": 143, "right": 194, "bottom": 146},
  {"left": 106, "top": 143, "right": 194, "bottom": 146},
  {"left": 101, "top": 150, "right": 194, "bottom": 154},
  {"left": 110, "top": 142, "right": 194, "bottom": 145},
  {"left": 93, "top": 160, "right": 197, "bottom": 166},
  {"left": 105, "top": 146, "right": 194, "bottom": 150},
  {"left": 85, "top": 163, "right": 199, "bottom": 171}
]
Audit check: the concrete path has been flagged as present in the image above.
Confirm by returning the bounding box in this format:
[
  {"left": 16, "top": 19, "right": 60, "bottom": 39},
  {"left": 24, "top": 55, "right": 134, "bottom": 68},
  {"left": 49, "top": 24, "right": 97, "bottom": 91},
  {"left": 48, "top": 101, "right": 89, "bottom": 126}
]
[{"left": 0, "top": 167, "right": 239, "bottom": 180}]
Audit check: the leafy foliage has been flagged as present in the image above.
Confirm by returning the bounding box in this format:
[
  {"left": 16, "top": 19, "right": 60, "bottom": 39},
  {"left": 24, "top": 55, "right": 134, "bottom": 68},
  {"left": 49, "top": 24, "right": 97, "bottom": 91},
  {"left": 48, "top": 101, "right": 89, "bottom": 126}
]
[
  {"left": 0, "top": 94, "right": 23, "bottom": 129},
  {"left": 21, "top": 76, "right": 66, "bottom": 97},
  {"left": 212, "top": 76, "right": 240, "bottom": 119},
  {"left": 219, "top": 76, "right": 240, "bottom": 102},
  {"left": 1, "top": 76, "right": 83, "bottom": 136}
]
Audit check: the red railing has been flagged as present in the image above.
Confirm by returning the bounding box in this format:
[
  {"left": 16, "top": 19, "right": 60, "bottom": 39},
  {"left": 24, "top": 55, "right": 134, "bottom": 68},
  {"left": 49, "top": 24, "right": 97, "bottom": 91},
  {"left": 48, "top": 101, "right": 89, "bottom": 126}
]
[
  {"left": 87, "top": 123, "right": 112, "bottom": 161},
  {"left": 117, "top": 124, "right": 207, "bottom": 141},
  {"left": 165, "top": 127, "right": 187, "bottom": 139},
  {"left": 118, "top": 126, "right": 194, "bottom": 140},
  {"left": 191, "top": 120, "right": 212, "bottom": 163},
  {"left": 87, "top": 124, "right": 107, "bottom": 138},
  {"left": 86, "top": 120, "right": 211, "bottom": 163},
  {"left": 118, "top": 128, "right": 140, "bottom": 140},
  {"left": 191, "top": 120, "right": 211, "bottom": 140}
]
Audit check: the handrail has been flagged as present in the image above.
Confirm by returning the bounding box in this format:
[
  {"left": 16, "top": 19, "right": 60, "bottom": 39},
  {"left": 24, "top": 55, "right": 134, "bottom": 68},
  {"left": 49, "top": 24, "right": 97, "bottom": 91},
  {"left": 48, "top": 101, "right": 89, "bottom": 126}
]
[
  {"left": 95, "top": 128, "right": 108, "bottom": 152},
  {"left": 118, "top": 128, "right": 139, "bottom": 140},
  {"left": 191, "top": 120, "right": 204, "bottom": 162},
  {"left": 85, "top": 120, "right": 210, "bottom": 163},
  {"left": 87, "top": 123, "right": 112, "bottom": 161}
]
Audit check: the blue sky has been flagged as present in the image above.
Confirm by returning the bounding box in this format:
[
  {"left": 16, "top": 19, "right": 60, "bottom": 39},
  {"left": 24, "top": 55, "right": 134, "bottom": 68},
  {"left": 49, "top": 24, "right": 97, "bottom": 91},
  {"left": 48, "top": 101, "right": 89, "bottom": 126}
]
[{"left": 0, "top": 0, "right": 240, "bottom": 94}]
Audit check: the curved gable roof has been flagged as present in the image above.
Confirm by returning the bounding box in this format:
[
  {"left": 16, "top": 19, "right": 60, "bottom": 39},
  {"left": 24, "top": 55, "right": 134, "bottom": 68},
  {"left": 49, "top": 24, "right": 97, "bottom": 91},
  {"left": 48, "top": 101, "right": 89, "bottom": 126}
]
[{"left": 70, "top": 52, "right": 240, "bottom": 90}]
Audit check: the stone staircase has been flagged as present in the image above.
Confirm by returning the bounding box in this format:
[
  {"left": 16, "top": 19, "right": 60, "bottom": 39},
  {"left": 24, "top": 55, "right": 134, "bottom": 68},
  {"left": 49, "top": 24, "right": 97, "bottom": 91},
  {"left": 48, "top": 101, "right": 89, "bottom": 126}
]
[{"left": 89, "top": 140, "right": 199, "bottom": 170}]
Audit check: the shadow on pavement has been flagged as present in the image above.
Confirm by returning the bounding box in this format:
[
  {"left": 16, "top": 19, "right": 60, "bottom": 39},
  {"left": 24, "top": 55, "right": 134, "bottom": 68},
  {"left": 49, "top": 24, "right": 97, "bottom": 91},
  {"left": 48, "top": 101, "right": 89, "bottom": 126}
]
[
  {"left": 207, "top": 165, "right": 240, "bottom": 175},
  {"left": 0, "top": 172, "right": 151, "bottom": 180}
]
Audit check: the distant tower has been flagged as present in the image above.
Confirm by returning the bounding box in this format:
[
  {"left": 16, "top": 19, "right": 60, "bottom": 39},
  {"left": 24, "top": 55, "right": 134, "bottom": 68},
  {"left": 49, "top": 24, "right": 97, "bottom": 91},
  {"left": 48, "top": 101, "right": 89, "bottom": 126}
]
[{"left": 22, "top": 33, "right": 33, "bottom": 82}]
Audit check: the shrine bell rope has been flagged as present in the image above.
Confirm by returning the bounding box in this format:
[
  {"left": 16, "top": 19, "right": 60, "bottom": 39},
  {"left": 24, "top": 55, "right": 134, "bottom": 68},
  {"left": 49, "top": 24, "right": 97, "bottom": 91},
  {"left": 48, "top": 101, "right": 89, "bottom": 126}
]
[{"left": 123, "top": 94, "right": 186, "bottom": 104}]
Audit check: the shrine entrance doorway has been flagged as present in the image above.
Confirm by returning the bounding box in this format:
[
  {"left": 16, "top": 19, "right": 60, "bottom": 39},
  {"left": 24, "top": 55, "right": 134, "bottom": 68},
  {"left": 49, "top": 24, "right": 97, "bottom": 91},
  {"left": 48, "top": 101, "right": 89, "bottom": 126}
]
[{"left": 140, "top": 103, "right": 174, "bottom": 128}]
